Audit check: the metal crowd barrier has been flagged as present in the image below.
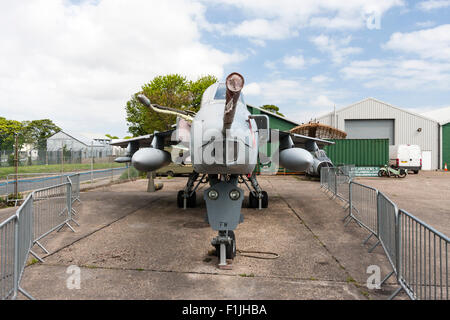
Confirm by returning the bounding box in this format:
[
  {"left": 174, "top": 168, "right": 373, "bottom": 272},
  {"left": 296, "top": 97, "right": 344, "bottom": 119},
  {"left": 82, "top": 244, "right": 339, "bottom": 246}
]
[
  {"left": 397, "top": 209, "right": 449, "bottom": 300},
  {"left": 0, "top": 174, "right": 81, "bottom": 300},
  {"left": 335, "top": 172, "right": 350, "bottom": 204},
  {"left": 0, "top": 194, "right": 35, "bottom": 300},
  {"left": 68, "top": 173, "right": 81, "bottom": 204},
  {"left": 321, "top": 166, "right": 449, "bottom": 300},
  {"left": 0, "top": 215, "right": 17, "bottom": 299},
  {"left": 345, "top": 182, "right": 378, "bottom": 238}
]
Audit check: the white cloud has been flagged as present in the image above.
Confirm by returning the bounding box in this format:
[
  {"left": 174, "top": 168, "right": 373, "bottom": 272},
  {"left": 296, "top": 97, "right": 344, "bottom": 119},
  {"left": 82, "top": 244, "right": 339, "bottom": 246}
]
[
  {"left": 264, "top": 61, "right": 277, "bottom": 70},
  {"left": 204, "top": 0, "right": 403, "bottom": 41},
  {"left": 310, "top": 35, "right": 363, "bottom": 64},
  {"left": 242, "top": 78, "right": 349, "bottom": 124},
  {"left": 242, "top": 83, "right": 262, "bottom": 96},
  {"left": 283, "top": 55, "right": 306, "bottom": 69},
  {"left": 340, "top": 58, "right": 450, "bottom": 90},
  {"left": 415, "top": 21, "right": 436, "bottom": 28},
  {"left": 311, "top": 75, "right": 332, "bottom": 83},
  {"left": 0, "top": 0, "right": 242, "bottom": 137},
  {"left": 384, "top": 24, "right": 450, "bottom": 61},
  {"left": 417, "top": 0, "right": 450, "bottom": 10},
  {"left": 310, "top": 95, "right": 334, "bottom": 107}
]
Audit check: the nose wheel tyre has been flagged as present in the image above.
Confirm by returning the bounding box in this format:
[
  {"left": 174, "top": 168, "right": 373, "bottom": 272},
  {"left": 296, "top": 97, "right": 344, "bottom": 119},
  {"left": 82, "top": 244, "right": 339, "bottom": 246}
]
[{"left": 214, "top": 231, "right": 236, "bottom": 259}]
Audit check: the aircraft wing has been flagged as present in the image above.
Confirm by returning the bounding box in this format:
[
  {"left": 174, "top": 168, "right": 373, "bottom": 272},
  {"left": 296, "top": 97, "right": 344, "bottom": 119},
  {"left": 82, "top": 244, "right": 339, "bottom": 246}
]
[
  {"left": 273, "top": 129, "right": 335, "bottom": 148},
  {"left": 110, "top": 129, "right": 176, "bottom": 149}
]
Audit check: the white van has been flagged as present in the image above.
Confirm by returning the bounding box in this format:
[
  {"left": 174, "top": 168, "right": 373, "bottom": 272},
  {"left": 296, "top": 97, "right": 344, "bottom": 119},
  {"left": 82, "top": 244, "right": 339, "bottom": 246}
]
[{"left": 389, "top": 144, "right": 422, "bottom": 174}]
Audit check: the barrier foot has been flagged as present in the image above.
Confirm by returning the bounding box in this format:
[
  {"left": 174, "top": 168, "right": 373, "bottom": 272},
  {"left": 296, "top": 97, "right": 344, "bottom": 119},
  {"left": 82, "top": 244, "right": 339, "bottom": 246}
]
[
  {"left": 363, "top": 233, "right": 373, "bottom": 245},
  {"left": 29, "top": 250, "right": 45, "bottom": 263},
  {"left": 57, "top": 222, "right": 76, "bottom": 233},
  {"left": 344, "top": 216, "right": 353, "bottom": 227},
  {"left": 35, "top": 240, "right": 49, "bottom": 254},
  {"left": 18, "top": 287, "right": 35, "bottom": 300},
  {"left": 70, "top": 218, "right": 80, "bottom": 227},
  {"left": 71, "top": 208, "right": 77, "bottom": 216},
  {"left": 388, "top": 287, "right": 402, "bottom": 300},
  {"left": 342, "top": 214, "right": 351, "bottom": 223},
  {"left": 75, "top": 198, "right": 82, "bottom": 204},
  {"left": 368, "top": 240, "right": 380, "bottom": 253},
  {"left": 380, "top": 270, "right": 394, "bottom": 286}
]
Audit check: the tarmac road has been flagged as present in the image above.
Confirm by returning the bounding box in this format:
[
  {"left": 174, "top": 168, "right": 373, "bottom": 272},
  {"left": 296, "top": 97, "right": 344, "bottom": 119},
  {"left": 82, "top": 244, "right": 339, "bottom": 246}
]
[{"left": 16, "top": 176, "right": 408, "bottom": 300}]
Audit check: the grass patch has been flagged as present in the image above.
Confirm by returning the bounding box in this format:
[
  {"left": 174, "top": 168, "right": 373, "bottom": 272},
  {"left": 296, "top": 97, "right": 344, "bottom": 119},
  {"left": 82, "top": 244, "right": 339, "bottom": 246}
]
[
  {"left": 27, "top": 258, "right": 39, "bottom": 266},
  {"left": 239, "top": 273, "right": 255, "bottom": 277},
  {"left": 346, "top": 276, "right": 357, "bottom": 284},
  {"left": 0, "top": 163, "right": 126, "bottom": 179}
]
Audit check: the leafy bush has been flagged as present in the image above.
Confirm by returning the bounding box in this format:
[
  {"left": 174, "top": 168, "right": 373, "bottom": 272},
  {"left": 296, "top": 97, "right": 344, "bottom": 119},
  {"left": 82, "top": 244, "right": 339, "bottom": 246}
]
[{"left": 119, "top": 167, "right": 146, "bottom": 180}]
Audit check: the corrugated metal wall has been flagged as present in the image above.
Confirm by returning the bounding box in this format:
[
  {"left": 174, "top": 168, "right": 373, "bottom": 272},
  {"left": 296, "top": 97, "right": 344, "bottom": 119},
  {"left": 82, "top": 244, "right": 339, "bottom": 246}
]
[
  {"left": 317, "top": 98, "right": 440, "bottom": 169},
  {"left": 324, "top": 139, "right": 389, "bottom": 166}
]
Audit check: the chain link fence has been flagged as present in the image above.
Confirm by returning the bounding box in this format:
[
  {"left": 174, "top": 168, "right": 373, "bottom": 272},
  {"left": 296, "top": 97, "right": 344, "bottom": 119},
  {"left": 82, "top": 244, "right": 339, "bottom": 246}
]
[{"left": 321, "top": 166, "right": 449, "bottom": 300}]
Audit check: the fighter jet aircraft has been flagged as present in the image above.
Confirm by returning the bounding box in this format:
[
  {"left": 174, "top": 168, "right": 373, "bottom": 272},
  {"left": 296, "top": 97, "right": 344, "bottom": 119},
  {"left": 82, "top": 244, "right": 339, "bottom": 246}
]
[{"left": 111, "top": 72, "right": 334, "bottom": 268}]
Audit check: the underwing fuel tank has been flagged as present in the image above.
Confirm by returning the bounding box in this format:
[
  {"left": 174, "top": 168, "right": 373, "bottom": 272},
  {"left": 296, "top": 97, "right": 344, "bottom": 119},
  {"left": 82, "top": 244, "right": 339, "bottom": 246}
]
[
  {"left": 279, "top": 148, "right": 314, "bottom": 172},
  {"left": 131, "top": 148, "right": 171, "bottom": 172}
]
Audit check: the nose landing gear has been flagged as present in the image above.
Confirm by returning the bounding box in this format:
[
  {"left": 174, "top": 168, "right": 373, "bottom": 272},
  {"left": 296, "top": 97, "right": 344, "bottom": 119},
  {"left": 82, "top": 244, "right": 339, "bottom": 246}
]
[{"left": 212, "top": 230, "right": 236, "bottom": 269}]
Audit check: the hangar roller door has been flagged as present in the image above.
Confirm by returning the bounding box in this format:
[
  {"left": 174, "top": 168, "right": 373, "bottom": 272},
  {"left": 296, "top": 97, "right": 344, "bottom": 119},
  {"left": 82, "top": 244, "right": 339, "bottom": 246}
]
[{"left": 345, "top": 119, "right": 395, "bottom": 145}]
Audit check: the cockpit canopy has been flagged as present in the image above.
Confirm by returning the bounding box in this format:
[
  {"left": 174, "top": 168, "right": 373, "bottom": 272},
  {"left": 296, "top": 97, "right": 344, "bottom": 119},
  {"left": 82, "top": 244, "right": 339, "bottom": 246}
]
[{"left": 201, "top": 83, "right": 245, "bottom": 107}]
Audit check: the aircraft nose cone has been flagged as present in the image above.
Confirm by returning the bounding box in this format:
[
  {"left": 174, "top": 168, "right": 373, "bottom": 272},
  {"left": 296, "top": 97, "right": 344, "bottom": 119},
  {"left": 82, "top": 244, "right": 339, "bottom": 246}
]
[{"left": 279, "top": 148, "right": 314, "bottom": 172}]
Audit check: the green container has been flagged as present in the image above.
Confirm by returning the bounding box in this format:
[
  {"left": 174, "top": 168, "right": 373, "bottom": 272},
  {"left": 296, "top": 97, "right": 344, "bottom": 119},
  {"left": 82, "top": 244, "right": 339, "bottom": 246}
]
[
  {"left": 442, "top": 123, "right": 450, "bottom": 169},
  {"left": 323, "top": 139, "right": 389, "bottom": 167}
]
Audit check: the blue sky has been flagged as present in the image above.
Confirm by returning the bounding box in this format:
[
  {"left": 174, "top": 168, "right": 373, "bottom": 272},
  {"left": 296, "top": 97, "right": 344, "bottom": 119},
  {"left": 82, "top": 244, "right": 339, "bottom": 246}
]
[{"left": 1, "top": 0, "right": 449, "bottom": 138}]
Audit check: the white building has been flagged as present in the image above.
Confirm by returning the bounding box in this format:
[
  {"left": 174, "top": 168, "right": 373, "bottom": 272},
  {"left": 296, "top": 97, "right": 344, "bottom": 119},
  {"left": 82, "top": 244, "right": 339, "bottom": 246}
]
[
  {"left": 316, "top": 98, "right": 440, "bottom": 170},
  {"left": 47, "top": 131, "right": 112, "bottom": 159}
]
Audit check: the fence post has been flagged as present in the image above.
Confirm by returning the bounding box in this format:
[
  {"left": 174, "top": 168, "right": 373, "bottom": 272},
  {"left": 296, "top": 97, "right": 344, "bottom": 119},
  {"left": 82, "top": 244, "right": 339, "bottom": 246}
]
[
  {"left": 369, "top": 191, "right": 381, "bottom": 253},
  {"left": 396, "top": 209, "right": 402, "bottom": 281},
  {"left": 334, "top": 169, "right": 337, "bottom": 197},
  {"left": 348, "top": 182, "right": 352, "bottom": 215},
  {"left": 12, "top": 216, "right": 19, "bottom": 299},
  {"left": 67, "top": 183, "right": 72, "bottom": 221}
]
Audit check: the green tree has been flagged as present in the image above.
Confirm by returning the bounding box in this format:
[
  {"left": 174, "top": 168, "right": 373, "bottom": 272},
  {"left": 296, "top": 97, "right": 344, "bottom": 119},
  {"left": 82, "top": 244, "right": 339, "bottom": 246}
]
[
  {"left": 22, "top": 119, "right": 60, "bottom": 150},
  {"left": 261, "top": 104, "right": 285, "bottom": 117},
  {"left": 0, "top": 117, "right": 24, "bottom": 150},
  {"left": 105, "top": 134, "right": 119, "bottom": 140},
  {"left": 189, "top": 75, "right": 218, "bottom": 112},
  {"left": 125, "top": 74, "right": 217, "bottom": 136}
]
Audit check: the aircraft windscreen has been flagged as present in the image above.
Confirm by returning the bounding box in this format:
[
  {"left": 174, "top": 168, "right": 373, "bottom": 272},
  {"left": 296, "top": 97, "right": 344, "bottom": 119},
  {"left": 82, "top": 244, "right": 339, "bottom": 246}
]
[
  {"left": 213, "top": 84, "right": 245, "bottom": 103},
  {"left": 214, "top": 84, "right": 227, "bottom": 100}
]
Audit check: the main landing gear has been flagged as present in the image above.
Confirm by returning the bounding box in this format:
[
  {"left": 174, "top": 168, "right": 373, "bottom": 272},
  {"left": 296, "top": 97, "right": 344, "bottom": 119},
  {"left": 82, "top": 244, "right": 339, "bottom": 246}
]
[
  {"left": 177, "top": 171, "right": 207, "bottom": 209},
  {"left": 240, "top": 173, "right": 269, "bottom": 209}
]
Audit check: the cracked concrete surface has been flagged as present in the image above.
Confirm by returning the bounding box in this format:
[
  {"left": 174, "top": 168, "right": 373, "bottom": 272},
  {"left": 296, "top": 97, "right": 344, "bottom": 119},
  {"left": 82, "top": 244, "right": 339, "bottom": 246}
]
[{"left": 16, "top": 175, "right": 411, "bottom": 300}]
